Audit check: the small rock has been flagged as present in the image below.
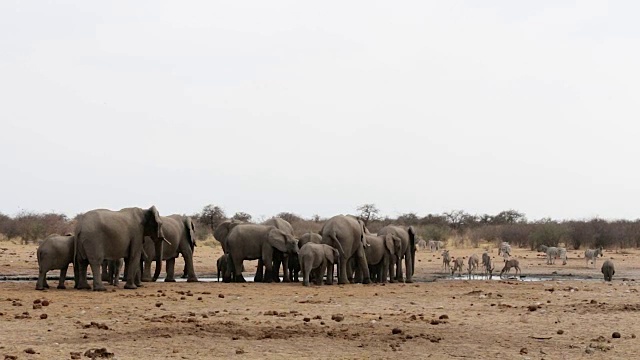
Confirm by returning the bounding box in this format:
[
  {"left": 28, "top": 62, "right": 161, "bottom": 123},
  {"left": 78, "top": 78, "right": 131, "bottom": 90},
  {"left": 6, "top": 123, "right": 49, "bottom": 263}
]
[
  {"left": 70, "top": 352, "right": 82, "bottom": 359},
  {"left": 155, "top": 302, "right": 162, "bottom": 307},
  {"left": 632, "top": 334, "right": 636, "bottom": 339},
  {"left": 41, "top": 300, "right": 49, "bottom": 306},
  {"left": 4, "top": 355, "right": 17, "bottom": 360},
  {"left": 392, "top": 328, "right": 403, "bottom": 335},
  {"left": 303, "top": 317, "right": 310, "bottom": 322},
  {"left": 236, "top": 349, "right": 245, "bottom": 354},
  {"left": 585, "top": 348, "right": 594, "bottom": 354},
  {"left": 528, "top": 305, "right": 537, "bottom": 312},
  {"left": 218, "top": 294, "right": 225, "bottom": 298},
  {"left": 557, "top": 330, "right": 564, "bottom": 335},
  {"left": 331, "top": 314, "right": 344, "bottom": 322},
  {"left": 439, "top": 314, "right": 449, "bottom": 319},
  {"left": 33, "top": 299, "right": 41, "bottom": 304},
  {"left": 40, "top": 313, "right": 48, "bottom": 319},
  {"left": 519, "top": 347, "right": 528, "bottom": 355},
  {"left": 24, "top": 348, "right": 36, "bottom": 354},
  {"left": 613, "top": 332, "right": 621, "bottom": 339}
]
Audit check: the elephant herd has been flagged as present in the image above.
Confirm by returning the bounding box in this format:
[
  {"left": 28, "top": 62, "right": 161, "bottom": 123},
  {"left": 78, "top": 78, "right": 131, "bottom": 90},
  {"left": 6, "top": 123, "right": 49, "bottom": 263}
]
[
  {"left": 36, "top": 207, "right": 419, "bottom": 291},
  {"left": 34, "top": 206, "right": 617, "bottom": 291}
]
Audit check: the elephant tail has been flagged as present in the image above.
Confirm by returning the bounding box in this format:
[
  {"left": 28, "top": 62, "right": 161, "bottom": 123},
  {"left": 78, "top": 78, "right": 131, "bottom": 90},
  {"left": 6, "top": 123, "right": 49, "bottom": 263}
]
[{"left": 328, "top": 231, "right": 345, "bottom": 259}]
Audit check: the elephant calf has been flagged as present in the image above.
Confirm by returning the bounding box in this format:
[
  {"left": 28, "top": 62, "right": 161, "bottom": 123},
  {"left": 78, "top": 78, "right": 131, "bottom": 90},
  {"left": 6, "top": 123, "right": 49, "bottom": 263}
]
[
  {"left": 601, "top": 260, "right": 615, "bottom": 281},
  {"left": 36, "top": 234, "right": 76, "bottom": 290},
  {"left": 298, "top": 243, "right": 339, "bottom": 286}
]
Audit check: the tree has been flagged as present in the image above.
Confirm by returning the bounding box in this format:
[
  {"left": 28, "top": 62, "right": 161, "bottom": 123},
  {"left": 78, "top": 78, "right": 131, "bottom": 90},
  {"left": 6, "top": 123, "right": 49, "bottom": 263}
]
[
  {"left": 275, "top": 212, "right": 303, "bottom": 224},
  {"left": 493, "top": 210, "right": 526, "bottom": 225},
  {"left": 397, "top": 212, "right": 419, "bottom": 226},
  {"left": 197, "top": 205, "right": 227, "bottom": 231},
  {"left": 231, "top": 212, "right": 252, "bottom": 223},
  {"left": 356, "top": 204, "right": 380, "bottom": 226}
]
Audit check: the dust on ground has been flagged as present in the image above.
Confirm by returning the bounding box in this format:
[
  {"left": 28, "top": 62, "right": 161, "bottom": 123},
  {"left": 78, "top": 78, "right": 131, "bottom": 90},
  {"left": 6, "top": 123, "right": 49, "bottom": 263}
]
[{"left": 1, "top": 242, "right": 639, "bottom": 359}]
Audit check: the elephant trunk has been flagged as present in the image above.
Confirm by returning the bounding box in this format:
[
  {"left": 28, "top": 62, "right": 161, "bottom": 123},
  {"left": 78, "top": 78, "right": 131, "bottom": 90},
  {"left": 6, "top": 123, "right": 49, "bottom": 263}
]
[{"left": 152, "top": 240, "right": 163, "bottom": 281}]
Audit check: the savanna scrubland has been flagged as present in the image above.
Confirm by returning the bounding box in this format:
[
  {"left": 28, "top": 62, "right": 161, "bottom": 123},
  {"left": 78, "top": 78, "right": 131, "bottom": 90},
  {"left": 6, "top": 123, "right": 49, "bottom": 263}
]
[{"left": 1, "top": 205, "right": 639, "bottom": 359}]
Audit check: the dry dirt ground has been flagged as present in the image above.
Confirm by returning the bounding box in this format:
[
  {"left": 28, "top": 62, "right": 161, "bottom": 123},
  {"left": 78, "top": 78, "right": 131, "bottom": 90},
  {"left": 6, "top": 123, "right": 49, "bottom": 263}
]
[{"left": 0, "top": 241, "right": 639, "bottom": 359}]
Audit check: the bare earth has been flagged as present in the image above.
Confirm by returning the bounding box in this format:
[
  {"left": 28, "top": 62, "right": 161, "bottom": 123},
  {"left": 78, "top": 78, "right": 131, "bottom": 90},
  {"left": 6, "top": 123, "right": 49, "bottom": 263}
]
[{"left": 1, "top": 242, "right": 639, "bottom": 359}]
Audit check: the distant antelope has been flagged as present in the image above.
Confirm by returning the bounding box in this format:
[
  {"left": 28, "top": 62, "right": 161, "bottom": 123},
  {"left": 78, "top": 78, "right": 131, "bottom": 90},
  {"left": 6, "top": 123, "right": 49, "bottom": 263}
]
[
  {"left": 498, "top": 242, "right": 511, "bottom": 261},
  {"left": 499, "top": 259, "right": 520, "bottom": 279},
  {"left": 442, "top": 250, "right": 451, "bottom": 273},
  {"left": 451, "top": 257, "right": 464, "bottom": 277},
  {"left": 481, "top": 252, "right": 490, "bottom": 268},
  {"left": 584, "top": 248, "right": 603, "bottom": 268},
  {"left": 483, "top": 257, "right": 495, "bottom": 280},
  {"left": 467, "top": 254, "right": 479, "bottom": 279}
]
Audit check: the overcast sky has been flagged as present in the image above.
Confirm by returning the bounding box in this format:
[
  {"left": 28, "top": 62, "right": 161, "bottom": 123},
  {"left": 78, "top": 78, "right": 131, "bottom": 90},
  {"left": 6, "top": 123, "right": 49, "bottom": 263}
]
[{"left": 1, "top": 1, "right": 639, "bottom": 221}]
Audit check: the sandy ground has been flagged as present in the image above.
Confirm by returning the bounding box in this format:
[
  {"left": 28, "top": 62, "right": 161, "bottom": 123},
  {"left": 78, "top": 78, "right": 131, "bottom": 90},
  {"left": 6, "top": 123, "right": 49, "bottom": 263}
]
[{"left": 1, "top": 241, "right": 639, "bottom": 359}]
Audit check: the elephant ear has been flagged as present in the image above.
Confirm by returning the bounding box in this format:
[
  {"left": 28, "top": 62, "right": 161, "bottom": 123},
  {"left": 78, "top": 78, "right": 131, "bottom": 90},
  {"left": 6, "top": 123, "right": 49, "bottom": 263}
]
[
  {"left": 185, "top": 217, "right": 196, "bottom": 248},
  {"left": 407, "top": 226, "right": 416, "bottom": 246},
  {"left": 267, "top": 229, "right": 288, "bottom": 252},
  {"left": 384, "top": 234, "right": 395, "bottom": 254}
]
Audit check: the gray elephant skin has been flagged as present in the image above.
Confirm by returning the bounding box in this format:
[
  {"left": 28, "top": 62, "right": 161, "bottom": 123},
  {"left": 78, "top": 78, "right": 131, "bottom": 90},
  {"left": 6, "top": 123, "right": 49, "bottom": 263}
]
[
  {"left": 224, "top": 224, "right": 299, "bottom": 283},
  {"left": 141, "top": 215, "right": 198, "bottom": 283},
  {"left": 377, "top": 225, "right": 417, "bottom": 283},
  {"left": 320, "top": 215, "right": 370, "bottom": 284},
  {"left": 260, "top": 217, "right": 295, "bottom": 283},
  {"left": 298, "top": 243, "right": 339, "bottom": 286},
  {"left": 364, "top": 233, "right": 401, "bottom": 283},
  {"left": 288, "top": 232, "right": 322, "bottom": 282},
  {"left": 74, "top": 206, "right": 166, "bottom": 291},
  {"left": 36, "top": 234, "right": 78, "bottom": 290},
  {"left": 601, "top": 260, "right": 615, "bottom": 281},
  {"left": 214, "top": 219, "right": 245, "bottom": 251},
  {"left": 101, "top": 259, "right": 124, "bottom": 286}
]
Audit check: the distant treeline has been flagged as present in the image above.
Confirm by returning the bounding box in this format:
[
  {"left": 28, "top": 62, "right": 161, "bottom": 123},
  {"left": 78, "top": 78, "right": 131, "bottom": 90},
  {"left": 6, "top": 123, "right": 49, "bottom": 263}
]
[{"left": 2, "top": 205, "right": 639, "bottom": 250}]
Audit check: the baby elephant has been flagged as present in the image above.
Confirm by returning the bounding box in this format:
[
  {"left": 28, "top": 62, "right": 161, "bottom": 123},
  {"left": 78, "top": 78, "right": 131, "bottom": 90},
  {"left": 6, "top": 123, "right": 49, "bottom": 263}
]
[
  {"left": 36, "top": 234, "right": 77, "bottom": 290},
  {"left": 601, "top": 260, "right": 615, "bottom": 281},
  {"left": 298, "top": 243, "right": 339, "bottom": 286}
]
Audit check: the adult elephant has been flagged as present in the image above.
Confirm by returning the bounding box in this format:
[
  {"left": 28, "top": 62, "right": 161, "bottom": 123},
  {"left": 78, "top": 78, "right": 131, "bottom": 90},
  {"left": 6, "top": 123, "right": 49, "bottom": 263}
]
[
  {"left": 141, "top": 215, "right": 198, "bottom": 283},
  {"left": 75, "top": 206, "right": 166, "bottom": 291},
  {"left": 214, "top": 219, "right": 245, "bottom": 251},
  {"left": 320, "top": 215, "right": 370, "bottom": 285},
  {"left": 261, "top": 217, "right": 294, "bottom": 283},
  {"left": 378, "top": 225, "right": 416, "bottom": 283},
  {"left": 364, "top": 233, "right": 402, "bottom": 283},
  {"left": 224, "top": 224, "right": 299, "bottom": 283}
]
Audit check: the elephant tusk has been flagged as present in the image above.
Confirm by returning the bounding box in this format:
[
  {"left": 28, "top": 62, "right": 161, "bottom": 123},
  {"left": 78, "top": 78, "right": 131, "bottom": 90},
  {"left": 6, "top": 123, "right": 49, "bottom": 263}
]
[{"left": 162, "top": 238, "right": 172, "bottom": 245}]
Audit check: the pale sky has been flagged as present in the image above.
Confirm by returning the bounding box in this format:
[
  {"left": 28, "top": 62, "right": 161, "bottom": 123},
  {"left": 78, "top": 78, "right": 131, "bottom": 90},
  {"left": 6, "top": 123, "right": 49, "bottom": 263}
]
[{"left": 2, "top": 1, "right": 640, "bottom": 221}]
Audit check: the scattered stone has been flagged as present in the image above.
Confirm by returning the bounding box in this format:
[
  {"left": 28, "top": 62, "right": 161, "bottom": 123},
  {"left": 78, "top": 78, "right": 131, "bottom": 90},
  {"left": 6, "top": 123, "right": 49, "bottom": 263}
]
[
  {"left": 528, "top": 305, "right": 538, "bottom": 312},
  {"left": 40, "top": 313, "right": 48, "bottom": 320},
  {"left": 590, "top": 299, "right": 597, "bottom": 304},
  {"left": 218, "top": 294, "right": 225, "bottom": 298},
  {"left": 557, "top": 330, "right": 564, "bottom": 335},
  {"left": 155, "top": 302, "right": 162, "bottom": 308},
  {"left": 24, "top": 348, "right": 36, "bottom": 354},
  {"left": 264, "top": 310, "right": 278, "bottom": 316},
  {"left": 439, "top": 314, "right": 449, "bottom": 320},
  {"left": 520, "top": 348, "right": 528, "bottom": 355},
  {"left": 33, "top": 299, "right": 41, "bottom": 304},
  {"left": 331, "top": 314, "right": 344, "bottom": 322},
  {"left": 33, "top": 304, "right": 42, "bottom": 310},
  {"left": 70, "top": 352, "right": 82, "bottom": 359},
  {"left": 613, "top": 332, "right": 621, "bottom": 339},
  {"left": 313, "top": 315, "right": 322, "bottom": 320},
  {"left": 392, "top": 328, "right": 403, "bottom": 335},
  {"left": 303, "top": 317, "right": 310, "bottom": 322},
  {"left": 41, "top": 300, "right": 50, "bottom": 306},
  {"left": 4, "top": 355, "right": 17, "bottom": 360},
  {"left": 632, "top": 334, "right": 636, "bottom": 339},
  {"left": 236, "top": 349, "right": 245, "bottom": 354},
  {"left": 83, "top": 347, "right": 114, "bottom": 358}
]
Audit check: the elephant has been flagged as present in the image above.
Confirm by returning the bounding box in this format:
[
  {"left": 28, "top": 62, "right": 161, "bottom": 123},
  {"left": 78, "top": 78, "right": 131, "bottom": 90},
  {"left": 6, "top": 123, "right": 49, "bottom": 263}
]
[
  {"left": 363, "top": 233, "right": 401, "bottom": 283},
  {"left": 74, "top": 206, "right": 166, "bottom": 291},
  {"left": 101, "top": 259, "right": 123, "bottom": 286},
  {"left": 320, "top": 215, "right": 370, "bottom": 285},
  {"left": 224, "top": 224, "right": 299, "bottom": 283},
  {"left": 377, "top": 225, "right": 416, "bottom": 283},
  {"left": 601, "top": 260, "right": 615, "bottom": 281},
  {"left": 259, "top": 217, "right": 295, "bottom": 283},
  {"left": 216, "top": 254, "right": 233, "bottom": 282},
  {"left": 141, "top": 215, "right": 198, "bottom": 283},
  {"left": 298, "top": 243, "right": 339, "bottom": 286},
  {"left": 288, "top": 232, "right": 322, "bottom": 282},
  {"left": 214, "top": 219, "right": 246, "bottom": 251},
  {"left": 36, "top": 234, "right": 77, "bottom": 290}
]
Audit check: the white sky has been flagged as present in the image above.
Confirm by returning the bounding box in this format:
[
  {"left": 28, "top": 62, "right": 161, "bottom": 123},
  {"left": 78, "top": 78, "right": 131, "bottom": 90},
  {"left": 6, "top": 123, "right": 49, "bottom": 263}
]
[{"left": 1, "top": 1, "right": 640, "bottom": 221}]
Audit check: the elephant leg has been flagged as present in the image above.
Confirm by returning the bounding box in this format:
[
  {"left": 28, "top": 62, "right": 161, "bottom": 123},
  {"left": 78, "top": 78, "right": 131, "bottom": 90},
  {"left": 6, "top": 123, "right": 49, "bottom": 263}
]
[
  {"left": 165, "top": 258, "right": 176, "bottom": 282},
  {"left": 262, "top": 250, "right": 275, "bottom": 283},
  {"left": 255, "top": 259, "right": 264, "bottom": 282},
  {"left": 178, "top": 243, "right": 198, "bottom": 282},
  {"left": 326, "top": 262, "right": 334, "bottom": 285},
  {"left": 73, "top": 262, "right": 80, "bottom": 289},
  {"left": 281, "top": 253, "right": 290, "bottom": 283},
  {"left": 354, "top": 266, "right": 363, "bottom": 284},
  {"left": 141, "top": 257, "right": 153, "bottom": 282},
  {"left": 355, "top": 246, "right": 371, "bottom": 284},
  {"left": 36, "top": 268, "right": 47, "bottom": 290},
  {"left": 57, "top": 266, "right": 68, "bottom": 289},
  {"left": 112, "top": 260, "right": 122, "bottom": 286},
  {"left": 232, "top": 254, "right": 246, "bottom": 283},
  {"left": 101, "top": 260, "right": 110, "bottom": 282},
  {"left": 381, "top": 257, "right": 389, "bottom": 284},
  {"left": 271, "top": 252, "right": 281, "bottom": 283},
  {"left": 395, "top": 254, "right": 404, "bottom": 282},
  {"left": 124, "top": 251, "right": 140, "bottom": 289},
  {"left": 316, "top": 262, "right": 326, "bottom": 286},
  {"left": 337, "top": 254, "right": 349, "bottom": 285},
  {"left": 301, "top": 259, "right": 310, "bottom": 287},
  {"left": 77, "top": 260, "right": 91, "bottom": 290},
  {"left": 405, "top": 249, "right": 414, "bottom": 283},
  {"left": 89, "top": 261, "right": 106, "bottom": 291}
]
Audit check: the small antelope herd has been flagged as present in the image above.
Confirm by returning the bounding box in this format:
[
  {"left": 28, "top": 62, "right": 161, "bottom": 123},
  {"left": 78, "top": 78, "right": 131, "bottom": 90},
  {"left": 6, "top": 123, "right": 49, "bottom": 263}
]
[{"left": 425, "top": 240, "right": 613, "bottom": 281}]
